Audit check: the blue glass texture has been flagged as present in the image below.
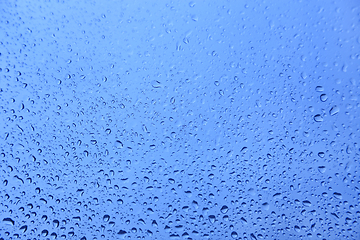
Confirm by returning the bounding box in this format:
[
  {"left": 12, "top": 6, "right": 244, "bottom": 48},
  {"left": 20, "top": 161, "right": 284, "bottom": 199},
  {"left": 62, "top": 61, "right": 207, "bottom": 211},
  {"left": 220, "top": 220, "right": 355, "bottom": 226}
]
[{"left": 0, "top": 1, "right": 359, "bottom": 239}]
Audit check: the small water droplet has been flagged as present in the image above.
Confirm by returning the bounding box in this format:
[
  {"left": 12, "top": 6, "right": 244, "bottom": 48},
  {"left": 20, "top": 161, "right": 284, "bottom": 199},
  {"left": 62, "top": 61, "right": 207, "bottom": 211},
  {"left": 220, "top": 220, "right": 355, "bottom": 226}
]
[
  {"left": 208, "top": 215, "right": 216, "bottom": 224},
  {"left": 115, "top": 140, "right": 123, "bottom": 149},
  {"left": 103, "top": 215, "right": 110, "bottom": 222},
  {"left": 301, "top": 72, "right": 307, "bottom": 79},
  {"left": 53, "top": 220, "right": 59, "bottom": 228},
  {"left": 240, "top": 147, "right": 248, "bottom": 153},
  {"left": 333, "top": 192, "right": 342, "bottom": 200},
  {"left": 329, "top": 106, "right": 339, "bottom": 116},
  {"left": 315, "top": 86, "right": 324, "bottom": 92},
  {"left": 262, "top": 202, "right": 270, "bottom": 210},
  {"left": 318, "top": 166, "right": 326, "bottom": 173},
  {"left": 320, "top": 94, "right": 328, "bottom": 102},
  {"left": 41, "top": 230, "right": 49, "bottom": 237},
  {"left": 20, "top": 225, "right": 27, "bottom": 233},
  {"left": 220, "top": 205, "right": 229, "bottom": 214},
  {"left": 314, "top": 114, "right": 323, "bottom": 122},
  {"left": 191, "top": 14, "right": 198, "bottom": 21},
  {"left": 302, "top": 200, "right": 311, "bottom": 207},
  {"left": 151, "top": 80, "right": 161, "bottom": 88}
]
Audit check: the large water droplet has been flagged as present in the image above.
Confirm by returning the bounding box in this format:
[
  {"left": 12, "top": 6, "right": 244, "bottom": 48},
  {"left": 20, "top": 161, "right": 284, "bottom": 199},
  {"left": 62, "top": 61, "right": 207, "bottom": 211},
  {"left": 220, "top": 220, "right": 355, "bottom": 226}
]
[{"left": 3, "top": 218, "right": 15, "bottom": 225}]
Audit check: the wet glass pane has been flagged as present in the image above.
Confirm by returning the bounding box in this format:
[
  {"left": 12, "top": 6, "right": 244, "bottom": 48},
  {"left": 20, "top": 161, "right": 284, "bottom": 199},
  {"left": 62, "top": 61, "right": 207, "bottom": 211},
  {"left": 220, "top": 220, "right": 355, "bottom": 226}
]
[{"left": 1, "top": 0, "right": 359, "bottom": 239}]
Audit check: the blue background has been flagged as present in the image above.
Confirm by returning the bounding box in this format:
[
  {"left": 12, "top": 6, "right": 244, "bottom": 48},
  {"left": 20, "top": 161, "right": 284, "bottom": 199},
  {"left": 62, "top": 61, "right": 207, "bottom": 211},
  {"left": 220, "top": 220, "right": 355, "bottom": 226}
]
[{"left": 0, "top": 0, "right": 359, "bottom": 239}]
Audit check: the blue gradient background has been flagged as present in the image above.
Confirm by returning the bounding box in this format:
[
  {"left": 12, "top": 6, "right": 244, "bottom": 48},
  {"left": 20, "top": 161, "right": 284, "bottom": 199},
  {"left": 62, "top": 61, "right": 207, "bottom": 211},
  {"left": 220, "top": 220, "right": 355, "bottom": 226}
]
[{"left": 0, "top": 0, "right": 359, "bottom": 239}]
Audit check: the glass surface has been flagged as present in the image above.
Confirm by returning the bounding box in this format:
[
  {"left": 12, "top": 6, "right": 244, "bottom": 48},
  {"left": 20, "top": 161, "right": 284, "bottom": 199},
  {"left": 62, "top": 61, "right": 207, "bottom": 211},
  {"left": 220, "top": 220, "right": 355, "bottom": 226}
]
[{"left": 1, "top": 0, "right": 359, "bottom": 239}]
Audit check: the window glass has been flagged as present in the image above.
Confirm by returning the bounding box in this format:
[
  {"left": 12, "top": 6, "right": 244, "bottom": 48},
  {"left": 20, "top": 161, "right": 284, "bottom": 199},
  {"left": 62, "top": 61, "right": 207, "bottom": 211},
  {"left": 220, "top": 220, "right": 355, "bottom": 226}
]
[{"left": 1, "top": 0, "right": 359, "bottom": 239}]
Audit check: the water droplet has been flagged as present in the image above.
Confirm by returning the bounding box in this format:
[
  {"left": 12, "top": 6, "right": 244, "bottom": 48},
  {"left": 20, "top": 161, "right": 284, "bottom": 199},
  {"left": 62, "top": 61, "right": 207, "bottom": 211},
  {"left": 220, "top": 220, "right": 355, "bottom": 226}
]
[
  {"left": 273, "top": 192, "right": 282, "bottom": 199},
  {"left": 262, "top": 202, "right": 270, "bottom": 210},
  {"left": 208, "top": 215, "right": 216, "bottom": 224},
  {"left": 41, "top": 230, "right": 49, "bottom": 237},
  {"left": 84, "top": 150, "right": 89, "bottom": 157},
  {"left": 314, "top": 114, "right": 323, "bottom": 122},
  {"left": 301, "top": 72, "right": 307, "bottom": 79},
  {"left": 53, "top": 220, "right": 59, "bottom": 228},
  {"left": 315, "top": 86, "right": 324, "bottom": 92},
  {"left": 3, "top": 218, "right": 15, "bottom": 225},
  {"left": 320, "top": 94, "right": 328, "bottom": 102},
  {"left": 115, "top": 140, "right": 123, "bottom": 149},
  {"left": 151, "top": 80, "right": 161, "bottom": 88},
  {"left": 329, "top": 106, "right": 339, "bottom": 116},
  {"left": 250, "top": 233, "right": 257, "bottom": 240},
  {"left": 331, "top": 212, "right": 339, "bottom": 220},
  {"left": 248, "top": 188, "right": 256, "bottom": 196},
  {"left": 191, "top": 14, "right": 198, "bottom": 21},
  {"left": 302, "top": 200, "right": 311, "bottom": 207},
  {"left": 240, "top": 147, "right": 248, "bottom": 153},
  {"left": 220, "top": 205, "right": 229, "bottom": 214},
  {"left": 333, "top": 192, "right": 342, "bottom": 200},
  {"left": 318, "top": 166, "right": 326, "bottom": 173},
  {"left": 20, "top": 225, "right": 27, "bottom": 233},
  {"left": 231, "top": 231, "right": 238, "bottom": 238},
  {"left": 240, "top": 217, "right": 248, "bottom": 224},
  {"left": 103, "top": 215, "right": 110, "bottom": 222}
]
